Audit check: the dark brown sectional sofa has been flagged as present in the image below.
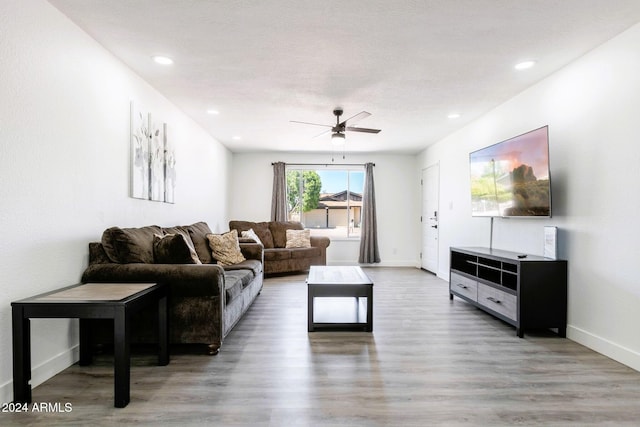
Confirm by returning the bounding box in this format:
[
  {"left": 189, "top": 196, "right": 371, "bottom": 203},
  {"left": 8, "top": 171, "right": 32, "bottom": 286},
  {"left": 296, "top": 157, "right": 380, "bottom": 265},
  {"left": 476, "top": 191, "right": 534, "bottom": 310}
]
[
  {"left": 81, "top": 221, "right": 263, "bottom": 355},
  {"left": 229, "top": 220, "right": 330, "bottom": 275}
]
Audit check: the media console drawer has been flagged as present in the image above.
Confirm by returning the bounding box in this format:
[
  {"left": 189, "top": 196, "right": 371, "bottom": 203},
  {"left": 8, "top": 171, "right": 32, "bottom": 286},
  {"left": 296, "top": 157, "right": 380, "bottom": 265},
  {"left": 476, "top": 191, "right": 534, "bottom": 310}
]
[
  {"left": 450, "top": 272, "right": 477, "bottom": 302},
  {"left": 477, "top": 283, "right": 516, "bottom": 321}
]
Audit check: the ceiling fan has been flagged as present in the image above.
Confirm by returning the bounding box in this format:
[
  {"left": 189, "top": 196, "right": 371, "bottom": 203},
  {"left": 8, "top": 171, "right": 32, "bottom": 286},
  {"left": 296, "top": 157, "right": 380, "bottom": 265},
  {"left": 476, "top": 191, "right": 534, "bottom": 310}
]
[{"left": 291, "top": 108, "right": 381, "bottom": 144}]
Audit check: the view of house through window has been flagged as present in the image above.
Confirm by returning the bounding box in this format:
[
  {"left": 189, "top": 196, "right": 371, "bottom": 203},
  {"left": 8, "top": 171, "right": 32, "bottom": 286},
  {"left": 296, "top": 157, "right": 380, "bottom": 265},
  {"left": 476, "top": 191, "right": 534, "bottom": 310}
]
[{"left": 286, "top": 167, "right": 364, "bottom": 238}]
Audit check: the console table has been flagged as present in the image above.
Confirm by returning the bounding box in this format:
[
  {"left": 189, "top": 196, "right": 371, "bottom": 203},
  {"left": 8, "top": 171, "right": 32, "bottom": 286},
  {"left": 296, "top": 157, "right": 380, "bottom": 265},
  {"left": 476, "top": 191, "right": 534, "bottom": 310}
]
[
  {"left": 12, "top": 282, "right": 168, "bottom": 408},
  {"left": 449, "top": 247, "right": 567, "bottom": 338}
]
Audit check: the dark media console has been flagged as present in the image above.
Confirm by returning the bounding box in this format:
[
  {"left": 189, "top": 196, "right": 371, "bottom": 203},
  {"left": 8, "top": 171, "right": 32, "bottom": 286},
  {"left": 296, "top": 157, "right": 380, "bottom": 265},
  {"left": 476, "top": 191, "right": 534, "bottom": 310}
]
[{"left": 449, "top": 247, "right": 567, "bottom": 338}]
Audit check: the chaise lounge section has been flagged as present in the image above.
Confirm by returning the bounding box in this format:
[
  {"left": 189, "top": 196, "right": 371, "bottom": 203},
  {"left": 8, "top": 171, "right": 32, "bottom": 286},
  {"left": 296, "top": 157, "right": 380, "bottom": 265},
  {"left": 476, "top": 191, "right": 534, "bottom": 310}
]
[{"left": 229, "top": 220, "right": 330, "bottom": 275}]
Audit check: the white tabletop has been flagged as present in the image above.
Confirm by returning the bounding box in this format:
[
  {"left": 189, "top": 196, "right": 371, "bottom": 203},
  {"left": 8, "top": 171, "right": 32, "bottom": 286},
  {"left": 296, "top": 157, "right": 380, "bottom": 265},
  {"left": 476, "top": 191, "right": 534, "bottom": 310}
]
[{"left": 307, "top": 266, "right": 373, "bottom": 285}]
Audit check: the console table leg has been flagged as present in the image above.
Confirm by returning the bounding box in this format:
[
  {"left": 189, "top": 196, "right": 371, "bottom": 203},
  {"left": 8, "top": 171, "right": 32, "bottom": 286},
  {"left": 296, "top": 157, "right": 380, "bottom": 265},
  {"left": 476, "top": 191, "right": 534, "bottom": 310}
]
[
  {"left": 113, "top": 307, "right": 130, "bottom": 408},
  {"left": 516, "top": 327, "right": 524, "bottom": 338},
  {"left": 366, "top": 291, "right": 373, "bottom": 332},
  {"left": 79, "top": 319, "right": 93, "bottom": 366},
  {"left": 158, "top": 293, "right": 169, "bottom": 366},
  {"left": 307, "top": 288, "right": 314, "bottom": 332},
  {"left": 12, "top": 306, "right": 31, "bottom": 404}
]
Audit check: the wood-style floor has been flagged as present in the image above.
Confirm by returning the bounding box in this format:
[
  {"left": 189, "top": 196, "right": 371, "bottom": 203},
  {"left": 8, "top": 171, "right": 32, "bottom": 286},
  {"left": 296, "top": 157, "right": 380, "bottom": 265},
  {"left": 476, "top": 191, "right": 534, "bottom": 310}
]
[{"left": 4, "top": 268, "right": 640, "bottom": 426}]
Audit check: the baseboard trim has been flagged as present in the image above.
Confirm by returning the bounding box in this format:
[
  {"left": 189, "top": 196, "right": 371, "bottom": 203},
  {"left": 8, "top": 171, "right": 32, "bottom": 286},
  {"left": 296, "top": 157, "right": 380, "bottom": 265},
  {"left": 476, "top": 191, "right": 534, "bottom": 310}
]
[
  {"left": 567, "top": 325, "right": 640, "bottom": 372},
  {"left": 328, "top": 261, "right": 420, "bottom": 268},
  {"left": 1, "top": 345, "right": 78, "bottom": 404}
]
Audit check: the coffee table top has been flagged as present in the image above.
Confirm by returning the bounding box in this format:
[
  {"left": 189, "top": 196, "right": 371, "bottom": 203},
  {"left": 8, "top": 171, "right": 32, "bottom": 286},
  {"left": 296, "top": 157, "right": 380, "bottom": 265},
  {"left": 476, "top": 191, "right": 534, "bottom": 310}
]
[
  {"left": 13, "top": 283, "right": 158, "bottom": 304},
  {"left": 307, "top": 266, "right": 373, "bottom": 285}
]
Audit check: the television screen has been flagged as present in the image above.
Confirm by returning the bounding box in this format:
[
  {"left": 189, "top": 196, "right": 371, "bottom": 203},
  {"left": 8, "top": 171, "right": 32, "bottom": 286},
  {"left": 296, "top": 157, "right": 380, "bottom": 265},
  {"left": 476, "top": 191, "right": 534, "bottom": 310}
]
[{"left": 469, "top": 126, "right": 551, "bottom": 217}]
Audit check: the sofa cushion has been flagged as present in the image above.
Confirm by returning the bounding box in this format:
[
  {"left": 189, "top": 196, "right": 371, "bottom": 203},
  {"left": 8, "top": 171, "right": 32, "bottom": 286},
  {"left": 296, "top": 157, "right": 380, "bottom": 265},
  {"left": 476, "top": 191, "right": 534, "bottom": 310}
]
[
  {"left": 153, "top": 233, "right": 201, "bottom": 264},
  {"left": 162, "top": 226, "right": 196, "bottom": 246},
  {"left": 285, "top": 229, "right": 311, "bottom": 248},
  {"left": 206, "top": 230, "right": 246, "bottom": 266},
  {"left": 223, "top": 259, "right": 263, "bottom": 277},
  {"left": 102, "top": 225, "right": 162, "bottom": 263},
  {"left": 160, "top": 226, "right": 200, "bottom": 262},
  {"left": 290, "top": 246, "right": 321, "bottom": 259},
  {"left": 225, "top": 269, "right": 254, "bottom": 289},
  {"left": 223, "top": 272, "right": 244, "bottom": 303},
  {"left": 264, "top": 248, "right": 293, "bottom": 261},
  {"left": 184, "top": 222, "right": 215, "bottom": 264},
  {"left": 229, "top": 221, "right": 274, "bottom": 248},
  {"left": 269, "top": 221, "right": 304, "bottom": 248}
]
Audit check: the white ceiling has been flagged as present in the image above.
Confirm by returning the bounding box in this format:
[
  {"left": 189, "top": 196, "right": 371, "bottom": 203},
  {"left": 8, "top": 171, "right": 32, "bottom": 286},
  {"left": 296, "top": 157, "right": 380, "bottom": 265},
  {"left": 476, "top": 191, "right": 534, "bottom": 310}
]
[{"left": 48, "top": 0, "right": 640, "bottom": 154}]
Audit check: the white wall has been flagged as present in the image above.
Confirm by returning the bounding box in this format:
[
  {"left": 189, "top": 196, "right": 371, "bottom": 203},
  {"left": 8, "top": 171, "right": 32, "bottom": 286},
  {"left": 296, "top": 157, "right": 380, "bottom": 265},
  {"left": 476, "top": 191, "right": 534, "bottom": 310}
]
[
  {"left": 418, "top": 22, "right": 640, "bottom": 371},
  {"left": 0, "top": 1, "right": 231, "bottom": 402},
  {"left": 230, "top": 152, "right": 420, "bottom": 267}
]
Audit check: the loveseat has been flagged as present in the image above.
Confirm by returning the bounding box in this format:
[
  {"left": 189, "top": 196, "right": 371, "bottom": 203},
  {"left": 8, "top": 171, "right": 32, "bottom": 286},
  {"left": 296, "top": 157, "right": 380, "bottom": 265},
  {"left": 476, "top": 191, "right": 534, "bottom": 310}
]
[
  {"left": 229, "top": 220, "right": 330, "bottom": 275},
  {"left": 81, "top": 222, "right": 263, "bottom": 355}
]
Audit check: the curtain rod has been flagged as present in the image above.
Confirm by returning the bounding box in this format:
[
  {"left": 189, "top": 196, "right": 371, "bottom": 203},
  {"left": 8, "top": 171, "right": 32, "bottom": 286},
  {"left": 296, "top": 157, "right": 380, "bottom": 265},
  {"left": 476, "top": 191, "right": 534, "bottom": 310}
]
[{"left": 272, "top": 162, "right": 375, "bottom": 167}]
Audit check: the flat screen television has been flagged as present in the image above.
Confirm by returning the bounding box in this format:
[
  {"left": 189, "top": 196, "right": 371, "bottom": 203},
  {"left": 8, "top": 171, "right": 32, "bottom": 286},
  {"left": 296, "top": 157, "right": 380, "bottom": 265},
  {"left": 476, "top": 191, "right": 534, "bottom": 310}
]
[{"left": 469, "top": 126, "right": 551, "bottom": 217}]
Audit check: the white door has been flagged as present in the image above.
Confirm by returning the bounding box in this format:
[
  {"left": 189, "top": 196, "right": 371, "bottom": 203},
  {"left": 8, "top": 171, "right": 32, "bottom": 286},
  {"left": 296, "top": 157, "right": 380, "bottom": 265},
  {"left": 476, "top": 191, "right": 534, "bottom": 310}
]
[{"left": 422, "top": 164, "right": 439, "bottom": 273}]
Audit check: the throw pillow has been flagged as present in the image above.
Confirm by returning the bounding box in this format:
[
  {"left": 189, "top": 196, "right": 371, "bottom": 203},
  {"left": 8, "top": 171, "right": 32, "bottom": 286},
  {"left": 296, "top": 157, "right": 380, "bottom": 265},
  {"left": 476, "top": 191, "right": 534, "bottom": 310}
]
[
  {"left": 229, "top": 220, "right": 275, "bottom": 248},
  {"left": 241, "top": 228, "right": 263, "bottom": 246},
  {"left": 270, "top": 221, "right": 304, "bottom": 248},
  {"left": 101, "top": 225, "right": 162, "bottom": 263},
  {"left": 206, "top": 229, "right": 246, "bottom": 266},
  {"left": 184, "top": 222, "right": 215, "bottom": 264},
  {"left": 285, "top": 229, "right": 311, "bottom": 248},
  {"left": 153, "top": 233, "right": 202, "bottom": 264}
]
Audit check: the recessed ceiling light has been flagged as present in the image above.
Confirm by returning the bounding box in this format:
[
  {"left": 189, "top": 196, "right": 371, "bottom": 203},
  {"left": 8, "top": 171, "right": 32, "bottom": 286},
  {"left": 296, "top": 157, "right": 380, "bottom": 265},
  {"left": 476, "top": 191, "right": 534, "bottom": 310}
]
[
  {"left": 232, "top": 136, "right": 242, "bottom": 140},
  {"left": 207, "top": 109, "right": 219, "bottom": 115},
  {"left": 515, "top": 60, "right": 536, "bottom": 70},
  {"left": 152, "top": 55, "right": 174, "bottom": 65},
  {"left": 448, "top": 113, "right": 461, "bottom": 119}
]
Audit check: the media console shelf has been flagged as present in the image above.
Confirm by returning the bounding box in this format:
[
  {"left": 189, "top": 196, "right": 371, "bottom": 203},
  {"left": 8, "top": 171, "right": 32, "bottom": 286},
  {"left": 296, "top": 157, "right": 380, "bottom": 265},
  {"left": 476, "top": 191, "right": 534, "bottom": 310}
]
[{"left": 449, "top": 247, "right": 567, "bottom": 338}]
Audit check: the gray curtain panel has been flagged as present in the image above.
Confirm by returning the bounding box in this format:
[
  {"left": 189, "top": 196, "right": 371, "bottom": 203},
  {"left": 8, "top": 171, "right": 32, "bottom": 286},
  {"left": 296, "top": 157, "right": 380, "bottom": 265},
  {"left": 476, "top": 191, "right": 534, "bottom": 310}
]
[
  {"left": 359, "top": 162, "right": 381, "bottom": 263},
  {"left": 271, "top": 162, "right": 288, "bottom": 222}
]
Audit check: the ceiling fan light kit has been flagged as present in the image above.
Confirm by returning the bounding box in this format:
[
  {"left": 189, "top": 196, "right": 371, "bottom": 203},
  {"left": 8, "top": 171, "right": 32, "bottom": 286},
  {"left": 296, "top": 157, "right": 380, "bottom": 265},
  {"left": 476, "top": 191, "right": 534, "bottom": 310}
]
[{"left": 331, "top": 132, "right": 346, "bottom": 145}]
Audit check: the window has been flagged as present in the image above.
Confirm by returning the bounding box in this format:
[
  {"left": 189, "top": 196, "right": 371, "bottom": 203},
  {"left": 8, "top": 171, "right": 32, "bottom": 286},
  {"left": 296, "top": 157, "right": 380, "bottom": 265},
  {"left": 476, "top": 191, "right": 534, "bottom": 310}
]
[{"left": 286, "top": 166, "right": 364, "bottom": 238}]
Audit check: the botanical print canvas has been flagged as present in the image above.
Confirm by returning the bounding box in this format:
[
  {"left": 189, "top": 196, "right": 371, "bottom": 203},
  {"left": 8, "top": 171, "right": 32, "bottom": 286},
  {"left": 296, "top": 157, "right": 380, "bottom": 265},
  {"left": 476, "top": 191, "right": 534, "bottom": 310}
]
[
  {"left": 130, "top": 101, "right": 175, "bottom": 203},
  {"left": 130, "top": 102, "right": 150, "bottom": 200},
  {"left": 164, "top": 123, "right": 176, "bottom": 204},
  {"left": 149, "top": 114, "right": 165, "bottom": 202}
]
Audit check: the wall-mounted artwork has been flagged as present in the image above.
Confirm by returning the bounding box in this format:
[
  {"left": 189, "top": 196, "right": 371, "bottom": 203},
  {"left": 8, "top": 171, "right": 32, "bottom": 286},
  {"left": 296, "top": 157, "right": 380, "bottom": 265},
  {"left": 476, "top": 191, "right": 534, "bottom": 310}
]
[
  {"left": 149, "top": 115, "right": 165, "bottom": 202},
  {"left": 130, "top": 102, "right": 150, "bottom": 200},
  {"left": 130, "top": 101, "right": 176, "bottom": 203},
  {"left": 164, "top": 123, "right": 176, "bottom": 204}
]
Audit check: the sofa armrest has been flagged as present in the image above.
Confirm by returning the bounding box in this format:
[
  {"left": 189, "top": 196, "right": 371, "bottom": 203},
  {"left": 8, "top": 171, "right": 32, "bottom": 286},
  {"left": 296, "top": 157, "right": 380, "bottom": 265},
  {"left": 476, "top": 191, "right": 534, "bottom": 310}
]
[
  {"left": 239, "top": 242, "right": 264, "bottom": 263},
  {"left": 81, "top": 263, "right": 225, "bottom": 298},
  {"left": 310, "top": 236, "right": 330, "bottom": 249}
]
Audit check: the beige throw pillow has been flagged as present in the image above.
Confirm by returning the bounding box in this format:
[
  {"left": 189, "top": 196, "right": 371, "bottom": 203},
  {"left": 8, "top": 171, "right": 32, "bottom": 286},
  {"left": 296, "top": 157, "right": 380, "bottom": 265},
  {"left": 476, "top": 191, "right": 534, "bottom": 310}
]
[
  {"left": 285, "top": 229, "right": 311, "bottom": 248},
  {"left": 206, "top": 229, "right": 246, "bottom": 266},
  {"left": 241, "top": 228, "right": 263, "bottom": 246}
]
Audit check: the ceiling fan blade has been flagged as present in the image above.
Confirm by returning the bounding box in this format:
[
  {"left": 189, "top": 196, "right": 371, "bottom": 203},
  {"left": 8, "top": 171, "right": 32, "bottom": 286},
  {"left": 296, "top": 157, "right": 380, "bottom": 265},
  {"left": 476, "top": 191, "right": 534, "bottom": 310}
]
[
  {"left": 340, "top": 111, "right": 371, "bottom": 126},
  {"left": 313, "top": 129, "right": 331, "bottom": 138},
  {"left": 345, "top": 126, "right": 381, "bottom": 134},
  {"left": 290, "top": 120, "right": 332, "bottom": 128}
]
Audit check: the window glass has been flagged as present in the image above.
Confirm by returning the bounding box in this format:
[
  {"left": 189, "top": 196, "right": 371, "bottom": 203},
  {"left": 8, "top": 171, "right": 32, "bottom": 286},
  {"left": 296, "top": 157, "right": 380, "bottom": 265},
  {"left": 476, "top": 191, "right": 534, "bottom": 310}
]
[{"left": 286, "top": 167, "right": 364, "bottom": 238}]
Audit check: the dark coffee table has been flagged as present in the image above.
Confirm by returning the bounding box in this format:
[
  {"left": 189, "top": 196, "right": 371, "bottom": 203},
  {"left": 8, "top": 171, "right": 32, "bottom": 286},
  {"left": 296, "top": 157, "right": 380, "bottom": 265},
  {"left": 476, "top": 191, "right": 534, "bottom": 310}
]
[
  {"left": 12, "top": 282, "right": 168, "bottom": 408},
  {"left": 307, "top": 266, "right": 374, "bottom": 332}
]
